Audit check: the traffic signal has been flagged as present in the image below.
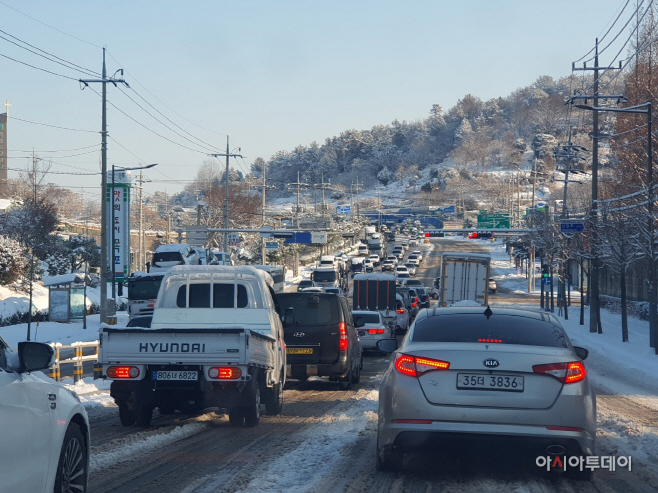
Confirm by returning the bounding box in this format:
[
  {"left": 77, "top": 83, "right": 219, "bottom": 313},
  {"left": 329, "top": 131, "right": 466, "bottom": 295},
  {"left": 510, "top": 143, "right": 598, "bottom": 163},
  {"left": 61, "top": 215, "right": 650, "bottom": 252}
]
[
  {"left": 425, "top": 232, "right": 430, "bottom": 237},
  {"left": 471, "top": 232, "right": 478, "bottom": 239},
  {"left": 541, "top": 265, "right": 549, "bottom": 277}
]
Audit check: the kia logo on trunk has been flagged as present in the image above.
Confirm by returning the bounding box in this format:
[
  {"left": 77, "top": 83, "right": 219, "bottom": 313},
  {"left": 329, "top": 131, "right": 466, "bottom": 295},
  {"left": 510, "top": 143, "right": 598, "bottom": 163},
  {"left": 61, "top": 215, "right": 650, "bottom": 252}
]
[{"left": 483, "top": 358, "right": 500, "bottom": 368}]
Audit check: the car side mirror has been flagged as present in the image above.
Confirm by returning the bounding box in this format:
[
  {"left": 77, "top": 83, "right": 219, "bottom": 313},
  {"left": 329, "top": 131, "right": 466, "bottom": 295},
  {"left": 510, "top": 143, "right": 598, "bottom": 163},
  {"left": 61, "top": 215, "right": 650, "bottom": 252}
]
[
  {"left": 355, "top": 317, "right": 365, "bottom": 328},
  {"left": 377, "top": 339, "right": 398, "bottom": 353},
  {"left": 17, "top": 341, "right": 55, "bottom": 373},
  {"left": 573, "top": 346, "right": 589, "bottom": 361},
  {"left": 283, "top": 307, "right": 294, "bottom": 326}
]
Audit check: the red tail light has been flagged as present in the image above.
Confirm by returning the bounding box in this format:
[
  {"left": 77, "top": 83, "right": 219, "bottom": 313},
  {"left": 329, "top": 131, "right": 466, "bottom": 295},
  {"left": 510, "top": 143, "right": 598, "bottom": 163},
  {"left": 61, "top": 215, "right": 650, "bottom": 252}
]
[
  {"left": 394, "top": 353, "right": 450, "bottom": 377},
  {"left": 533, "top": 361, "right": 586, "bottom": 384},
  {"left": 208, "top": 367, "right": 242, "bottom": 379},
  {"left": 339, "top": 321, "right": 348, "bottom": 351},
  {"left": 107, "top": 366, "right": 140, "bottom": 379},
  {"left": 368, "top": 328, "right": 385, "bottom": 335},
  {"left": 396, "top": 308, "right": 405, "bottom": 314}
]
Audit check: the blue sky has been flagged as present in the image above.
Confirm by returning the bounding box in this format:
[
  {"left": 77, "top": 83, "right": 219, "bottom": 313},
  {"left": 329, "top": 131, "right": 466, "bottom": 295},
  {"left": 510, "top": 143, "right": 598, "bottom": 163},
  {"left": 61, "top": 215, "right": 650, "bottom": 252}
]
[{"left": 0, "top": 0, "right": 633, "bottom": 201}]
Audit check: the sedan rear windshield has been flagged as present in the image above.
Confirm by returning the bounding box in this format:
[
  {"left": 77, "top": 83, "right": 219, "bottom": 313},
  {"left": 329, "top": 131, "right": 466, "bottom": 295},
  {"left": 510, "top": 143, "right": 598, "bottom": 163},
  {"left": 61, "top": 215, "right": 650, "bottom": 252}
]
[
  {"left": 355, "top": 313, "right": 381, "bottom": 324},
  {"left": 413, "top": 314, "right": 569, "bottom": 348}
]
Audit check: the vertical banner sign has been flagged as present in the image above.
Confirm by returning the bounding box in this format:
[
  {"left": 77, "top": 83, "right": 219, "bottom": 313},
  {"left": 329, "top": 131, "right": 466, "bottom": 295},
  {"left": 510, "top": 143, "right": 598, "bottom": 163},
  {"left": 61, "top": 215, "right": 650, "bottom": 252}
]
[
  {"left": 0, "top": 113, "right": 7, "bottom": 197},
  {"left": 106, "top": 171, "right": 132, "bottom": 281}
]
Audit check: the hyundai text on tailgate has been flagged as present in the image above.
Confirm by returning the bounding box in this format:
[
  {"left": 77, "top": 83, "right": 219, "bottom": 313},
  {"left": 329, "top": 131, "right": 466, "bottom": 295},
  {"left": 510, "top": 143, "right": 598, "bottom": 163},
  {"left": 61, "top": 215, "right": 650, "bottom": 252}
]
[
  {"left": 278, "top": 292, "right": 362, "bottom": 390},
  {"left": 99, "top": 265, "right": 286, "bottom": 427}
]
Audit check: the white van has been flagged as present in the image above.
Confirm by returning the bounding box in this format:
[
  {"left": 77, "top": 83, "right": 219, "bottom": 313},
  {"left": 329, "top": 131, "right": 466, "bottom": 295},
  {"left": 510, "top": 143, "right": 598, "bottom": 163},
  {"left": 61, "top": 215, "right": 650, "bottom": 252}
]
[{"left": 149, "top": 244, "right": 201, "bottom": 273}]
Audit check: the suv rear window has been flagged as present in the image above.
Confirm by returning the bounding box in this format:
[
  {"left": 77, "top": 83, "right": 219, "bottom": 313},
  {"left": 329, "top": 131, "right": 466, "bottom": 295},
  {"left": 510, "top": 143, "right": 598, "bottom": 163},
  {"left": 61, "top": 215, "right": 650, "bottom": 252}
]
[
  {"left": 278, "top": 293, "right": 340, "bottom": 325},
  {"left": 412, "top": 314, "right": 569, "bottom": 348}
]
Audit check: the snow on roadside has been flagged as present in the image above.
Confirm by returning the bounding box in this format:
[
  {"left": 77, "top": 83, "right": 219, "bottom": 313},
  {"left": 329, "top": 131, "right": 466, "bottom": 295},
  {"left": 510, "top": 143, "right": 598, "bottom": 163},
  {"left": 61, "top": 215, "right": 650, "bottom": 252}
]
[
  {"left": 90, "top": 422, "right": 208, "bottom": 472},
  {"left": 191, "top": 388, "right": 379, "bottom": 493}
]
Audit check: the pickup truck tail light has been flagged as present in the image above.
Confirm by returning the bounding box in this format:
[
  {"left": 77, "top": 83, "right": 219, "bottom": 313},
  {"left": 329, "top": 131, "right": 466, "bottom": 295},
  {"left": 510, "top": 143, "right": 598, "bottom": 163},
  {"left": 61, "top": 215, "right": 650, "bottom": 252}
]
[
  {"left": 107, "top": 366, "right": 140, "bottom": 379},
  {"left": 208, "top": 367, "right": 242, "bottom": 379},
  {"left": 339, "top": 321, "right": 348, "bottom": 351}
]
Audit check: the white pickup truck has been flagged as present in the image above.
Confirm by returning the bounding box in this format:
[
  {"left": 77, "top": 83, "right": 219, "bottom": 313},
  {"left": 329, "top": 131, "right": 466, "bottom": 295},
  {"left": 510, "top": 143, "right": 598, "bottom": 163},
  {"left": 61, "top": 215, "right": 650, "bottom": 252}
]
[{"left": 99, "top": 265, "right": 286, "bottom": 427}]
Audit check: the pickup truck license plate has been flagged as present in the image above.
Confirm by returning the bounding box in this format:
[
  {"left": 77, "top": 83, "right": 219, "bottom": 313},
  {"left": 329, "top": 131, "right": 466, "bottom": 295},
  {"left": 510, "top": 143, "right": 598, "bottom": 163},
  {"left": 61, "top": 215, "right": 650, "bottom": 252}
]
[
  {"left": 287, "top": 348, "right": 313, "bottom": 355},
  {"left": 153, "top": 371, "right": 198, "bottom": 381},
  {"left": 457, "top": 373, "right": 524, "bottom": 392}
]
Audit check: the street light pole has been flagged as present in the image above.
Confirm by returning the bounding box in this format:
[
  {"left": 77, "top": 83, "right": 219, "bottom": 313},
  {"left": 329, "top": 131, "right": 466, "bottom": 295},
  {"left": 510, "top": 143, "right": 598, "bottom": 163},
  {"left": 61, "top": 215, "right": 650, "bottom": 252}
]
[{"left": 576, "top": 102, "right": 656, "bottom": 352}]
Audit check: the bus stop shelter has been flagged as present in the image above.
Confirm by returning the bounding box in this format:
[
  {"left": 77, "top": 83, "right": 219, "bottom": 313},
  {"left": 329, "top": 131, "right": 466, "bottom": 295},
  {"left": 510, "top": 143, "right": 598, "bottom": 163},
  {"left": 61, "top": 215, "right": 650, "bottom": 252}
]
[{"left": 43, "top": 273, "right": 89, "bottom": 324}]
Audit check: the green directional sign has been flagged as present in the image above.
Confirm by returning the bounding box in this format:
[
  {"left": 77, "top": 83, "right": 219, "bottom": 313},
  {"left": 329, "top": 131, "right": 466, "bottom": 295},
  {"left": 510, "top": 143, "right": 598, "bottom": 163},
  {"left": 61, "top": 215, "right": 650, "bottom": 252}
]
[{"left": 477, "top": 213, "right": 510, "bottom": 229}]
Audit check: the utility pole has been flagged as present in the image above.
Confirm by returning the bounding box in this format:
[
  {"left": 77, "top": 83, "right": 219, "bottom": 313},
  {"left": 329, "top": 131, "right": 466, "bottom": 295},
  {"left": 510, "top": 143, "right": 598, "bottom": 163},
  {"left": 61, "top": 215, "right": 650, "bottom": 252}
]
[
  {"left": 135, "top": 171, "right": 151, "bottom": 271},
  {"left": 288, "top": 172, "right": 309, "bottom": 227},
  {"left": 80, "top": 48, "right": 128, "bottom": 323},
  {"left": 209, "top": 137, "right": 242, "bottom": 252},
  {"left": 314, "top": 173, "right": 332, "bottom": 217},
  {"left": 257, "top": 162, "right": 275, "bottom": 264},
  {"left": 571, "top": 39, "right": 622, "bottom": 334}
]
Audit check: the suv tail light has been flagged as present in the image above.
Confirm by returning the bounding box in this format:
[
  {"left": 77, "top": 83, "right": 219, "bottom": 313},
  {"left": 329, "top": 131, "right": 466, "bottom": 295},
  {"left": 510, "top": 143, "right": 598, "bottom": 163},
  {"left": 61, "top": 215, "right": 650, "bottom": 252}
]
[
  {"left": 394, "top": 354, "right": 450, "bottom": 377},
  {"left": 533, "top": 361, "right": 586, "bottom": 383},
  {"left": 339, "top": 321, "right": 348, "bottom": 351},
  {"left": 107, "top": 366, "right": 140, "bottom": 379},
  {"left": 208, "top": 367, "right": 242, "bottom": 379}
]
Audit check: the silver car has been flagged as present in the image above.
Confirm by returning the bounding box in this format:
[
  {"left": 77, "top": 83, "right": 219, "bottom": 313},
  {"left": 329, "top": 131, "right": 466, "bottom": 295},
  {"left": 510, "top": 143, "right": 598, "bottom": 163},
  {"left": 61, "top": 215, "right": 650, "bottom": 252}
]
[
  {"left": 376, "top": 307, "right": 596, "bottom": 480},
  {"left": 352, "top": 310, "right": 394, "bottom": 350}
]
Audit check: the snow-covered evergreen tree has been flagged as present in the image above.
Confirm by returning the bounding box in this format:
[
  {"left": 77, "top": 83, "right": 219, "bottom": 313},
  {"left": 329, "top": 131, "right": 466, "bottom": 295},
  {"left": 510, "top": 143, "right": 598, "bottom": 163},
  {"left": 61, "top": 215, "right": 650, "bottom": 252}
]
[
  {"left": 0, "top": 236, "right": 27, "bottom": 285},
  {"left": 377, "top": 166, "right": 392, "bottom": 185}
]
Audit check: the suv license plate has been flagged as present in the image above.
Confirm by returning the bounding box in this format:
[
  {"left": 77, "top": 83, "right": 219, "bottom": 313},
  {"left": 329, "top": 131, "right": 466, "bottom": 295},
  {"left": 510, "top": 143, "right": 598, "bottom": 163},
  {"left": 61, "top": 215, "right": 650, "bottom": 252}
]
[
  {"left": 153, "top": 371, "right": 198, "bottom": 381},
  {"left": 457, "top": 373, "right": 524, "bottom": 392},
  {"left": 287, "top": 348, "right": 313, "bottom": 355}
]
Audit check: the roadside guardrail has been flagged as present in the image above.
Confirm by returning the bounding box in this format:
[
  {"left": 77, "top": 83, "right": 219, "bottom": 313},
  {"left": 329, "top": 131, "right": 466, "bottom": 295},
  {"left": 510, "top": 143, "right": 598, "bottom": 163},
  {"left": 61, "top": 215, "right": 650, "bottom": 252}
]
[{"left": 48, "top": 340, "right": 100, "bottom": 382}]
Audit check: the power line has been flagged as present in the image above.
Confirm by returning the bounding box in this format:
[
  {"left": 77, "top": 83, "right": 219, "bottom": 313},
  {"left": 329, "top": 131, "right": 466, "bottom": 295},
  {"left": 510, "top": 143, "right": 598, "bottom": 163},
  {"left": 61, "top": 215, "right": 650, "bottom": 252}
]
[
  {"left": 0, "top": 29, "right": 100, "bottom": 77},
  {"left": 86, "top": 86, "right": 210, "bottom": 154},
  {"left": 0, "top": 1, "right": 101, "bottom": 49},
  {"left": 0, "top": 50, "right": 80, "bottom": 80},
  {"left": 116, "top": 86, "right": 221, "bottom": 153},
  {"left": 574, "top": 0, "right": 634, "bottom": 63},
  {"left": 9, "top": 144, "right": 99, "bottom": 153},
  {"left": 105, "top": 49, "right": 227, "bottom": 137},
  {"left": 11, "top": 116, "right": 98, "bottom": 133}
]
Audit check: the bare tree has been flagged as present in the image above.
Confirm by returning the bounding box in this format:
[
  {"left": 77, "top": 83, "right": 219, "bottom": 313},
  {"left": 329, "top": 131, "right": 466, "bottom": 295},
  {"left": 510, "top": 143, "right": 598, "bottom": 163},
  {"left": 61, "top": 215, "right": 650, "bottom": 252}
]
[{"left": 597, "top": 206, "right": 644, "bottom": 341}]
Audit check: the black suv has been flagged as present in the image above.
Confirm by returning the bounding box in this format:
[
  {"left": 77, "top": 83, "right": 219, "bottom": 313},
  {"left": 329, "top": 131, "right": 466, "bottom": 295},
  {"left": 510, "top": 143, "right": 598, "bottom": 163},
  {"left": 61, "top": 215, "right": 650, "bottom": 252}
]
[{"left": 278, "top": 292, "right": 363, "bottom": 390}]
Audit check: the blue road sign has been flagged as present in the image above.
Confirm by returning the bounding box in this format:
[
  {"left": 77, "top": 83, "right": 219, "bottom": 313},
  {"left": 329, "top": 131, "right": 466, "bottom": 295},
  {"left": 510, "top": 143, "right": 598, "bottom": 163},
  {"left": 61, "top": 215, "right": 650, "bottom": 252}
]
[
  {"left": 443, "top": 205, "right": 456, "bottom": 213},
  {"left": 336, "top": 205, "right": 351, "bottom": 214},
  {"left": 560, "top": 221, "right": 585, "bottom": 233},
  {"left": 544, "top": 277, "right": 551, "bottom": 285},
  {"left": 284, "top": 232, "right": 312, "bottom": 244}
]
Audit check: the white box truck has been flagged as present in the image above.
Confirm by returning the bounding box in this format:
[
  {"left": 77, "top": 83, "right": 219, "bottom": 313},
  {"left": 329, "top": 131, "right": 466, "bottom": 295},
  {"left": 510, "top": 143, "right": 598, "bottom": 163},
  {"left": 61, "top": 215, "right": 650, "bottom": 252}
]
[{"left": 439, "top": 252, "right": 491, "bottom": 307}]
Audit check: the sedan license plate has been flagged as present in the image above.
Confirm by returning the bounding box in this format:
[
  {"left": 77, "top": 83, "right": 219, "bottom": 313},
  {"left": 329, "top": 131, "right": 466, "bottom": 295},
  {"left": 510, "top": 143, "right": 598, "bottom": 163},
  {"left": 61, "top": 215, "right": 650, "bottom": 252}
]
[
  {"left": 457, "top": 373, "right": 524, "bottom": 392},
  {"left": 153, "top": 371, "right": 198, "bottom": 381},
  {"left": 287, "top": 347, "right": 313, "bottom": 355}
]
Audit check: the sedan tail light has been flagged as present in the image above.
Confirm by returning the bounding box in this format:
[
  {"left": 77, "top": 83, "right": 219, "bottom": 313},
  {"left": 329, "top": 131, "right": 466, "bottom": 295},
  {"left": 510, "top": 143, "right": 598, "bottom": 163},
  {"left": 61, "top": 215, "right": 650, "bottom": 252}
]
[
  {"left": 396, "top": 308, "right": 405, "bottom": 314},
  {"left": 394, "top": 353, "right": 450, "bottom": 377},
  {"left": 368, "top": 328, "right": 385, "bottom": 335},
  {"left": 532, "top": 361, "right": 586, "bottom": 383}
]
